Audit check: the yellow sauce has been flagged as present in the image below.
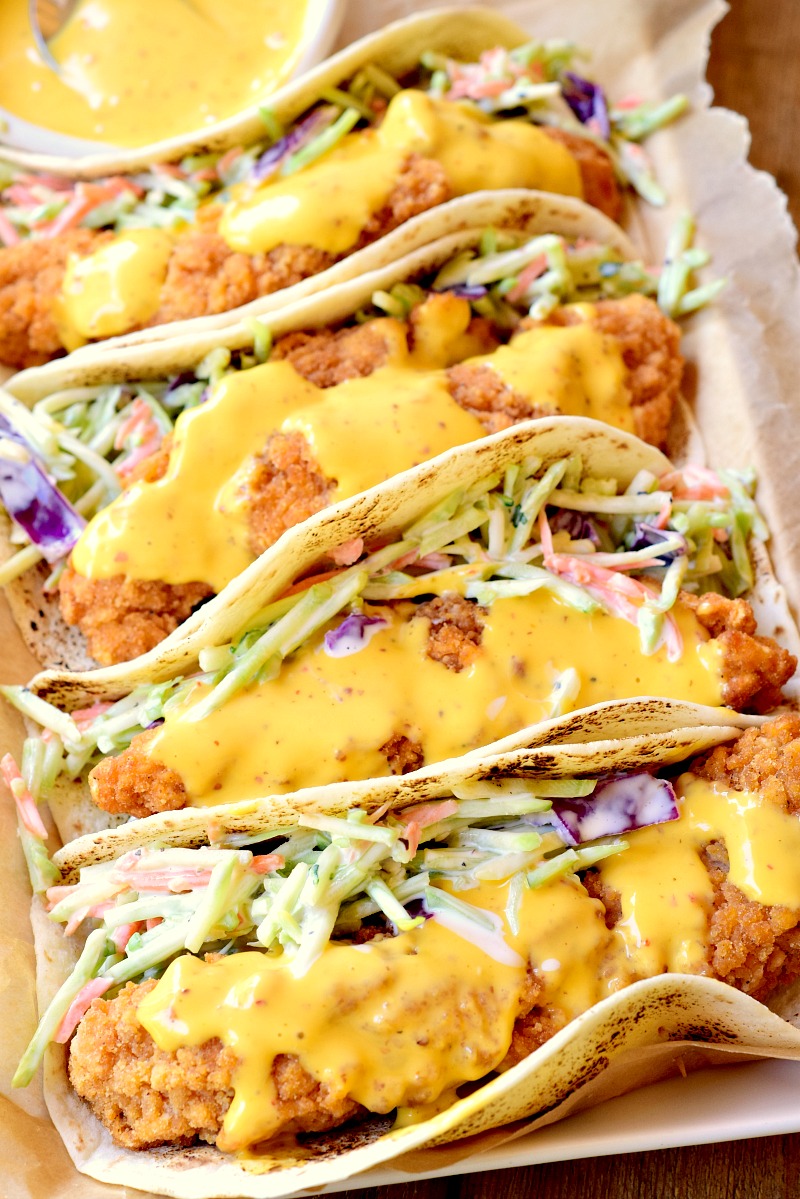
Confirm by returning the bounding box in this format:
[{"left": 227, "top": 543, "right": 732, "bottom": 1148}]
[
  {"left": 471, "top": 318, "right": 636, "bottom": 434},
  {"left": 134, "top": 771, "right": 800, "bottom": 1150},
  {"left": 137, "top": 877, "right": 617, "bottom": 1151},
  {"left": 70, "top": 312, "right": 628, "bottom": 590},
  {"left": 138, "top": 595, "right": 722, "bottom": 807},
  {"left": 54, "top": 88, "right": 582, "bottom": 343},
  {"left": 219, "top": 89, "right": 583, "bottom": 255},
  {"left": 0, "top": 0, "right": 309, "bottom": 148},
  {"left": 598, "top": 774, "right": 800, "bottom": 977},
  {"left": 55, "top": 230, "right": 175, "bottom": 347}
]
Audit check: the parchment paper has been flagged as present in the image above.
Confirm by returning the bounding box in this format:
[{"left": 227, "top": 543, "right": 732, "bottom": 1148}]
[{"left": 3, "top": 0, "right": 800, "bottom": 1195}]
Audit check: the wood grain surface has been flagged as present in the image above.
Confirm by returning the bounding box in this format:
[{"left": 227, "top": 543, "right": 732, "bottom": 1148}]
[{"left": 338, "top": 4, "right": 800, "bottom": 1196}]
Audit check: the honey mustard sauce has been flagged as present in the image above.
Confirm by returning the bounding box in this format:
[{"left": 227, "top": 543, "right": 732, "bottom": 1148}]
[
  {"left": 140, "top": 599, "right": 722, "bottom": 806},
  {"left": 56, "top": 89, "right": 583, "bottom": 343},
  {"left": 71, "top": 302, "right": 628, "bottom": 590},
  {"left": 136, "top": 774, "right": 800, "bottom": 1151},
  {"left": 0, "top": 0, "right": 308, "bottom": 148}
]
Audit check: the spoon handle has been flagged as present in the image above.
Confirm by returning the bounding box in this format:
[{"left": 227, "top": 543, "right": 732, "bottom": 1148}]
[{"left": 28, "top": 0, "right": 76, "bottom": 76}]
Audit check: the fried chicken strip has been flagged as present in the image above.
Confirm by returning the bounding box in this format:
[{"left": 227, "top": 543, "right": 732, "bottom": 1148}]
[
  {"left": 0, "top": 123, "right": 622, "bottom": 371},
  {"left": 448, "top": 294, "right": 683, "bottom": 444},
  {"left": 0, "top": 154, "right": 450, "bottom": 370},
  {"left": 87, "top": 595, "right": 481, "bottom": 816},
  {"left": 682, "top": 592, "right": 797, "bottom": 712},
  {"left": 69, "top": 968, "right": 546, "bottom": 1151},
  {"left": 586, "top": 717, "right": 800, "bottom": 1002}
]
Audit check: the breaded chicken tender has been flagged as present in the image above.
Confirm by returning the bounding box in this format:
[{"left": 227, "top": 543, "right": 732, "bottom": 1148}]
[
  {"left": 68, "top": 979, "right": 363, "bottom": 1150},
  {"left": 415, "top": 593, "right": 486, "bottom": 671},
  {"left": 0, "top": 229, "right": 112, "bottom": 369},
  {"left": 682, "top": 592, "right": 797, "bottom": 712},
  {"left": 0, "top": 156, "right": 451, "bottom": 369},
  {"left": 69, "top": 968, "right": 548, "bottom": 1150},
  {"left": 586, "top": 720, "right": 800, "bottom": 1003},
  {"left": 87, "top": 594, "right": 485, "bottom": 817},
  {"left": 544, "top": 294, "right": 684, "bottom": 446},
  {"left": 271, "top": 322, "right": 398, "bottom": 387},
  {"left": 58, "top": 568, "right": 212, "bottom": 667},
  {"left": 244, "top": 432, "right": 336, "bottom": 557},
  {"left": 447, "top": 295, "right": 682, "bottom": 446},
  {"left": 88, "top": 729, "right": 188, "bottom": 819},
  {"left": 543, "top": 128, "right": 623, "bottom": 223},
  {"left": 693, "top": 713, "right": 800, "bottom": 810}
]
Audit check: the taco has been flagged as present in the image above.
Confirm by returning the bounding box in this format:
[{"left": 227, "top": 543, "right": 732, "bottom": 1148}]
[
  {"left": 14, "top": 714, "right": 800, "bottom": 1196},
  {"left": 4, "top": 419, "right": 794, "bottom": 852},
  {"left": 0, "top": 196, "right": 720, "bottom": 669},
  {"left": 0, "top": 8, "right": 688, "bottom": 370}
]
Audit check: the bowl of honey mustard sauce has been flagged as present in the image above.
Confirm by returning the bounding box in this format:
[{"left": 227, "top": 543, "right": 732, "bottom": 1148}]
[{"left": 0, "top": 0, "right": 346, "bottom": 157}]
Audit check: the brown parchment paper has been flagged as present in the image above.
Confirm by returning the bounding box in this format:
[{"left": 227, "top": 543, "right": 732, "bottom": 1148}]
[{"left": 3, "top": 0, "right": 800, "bottom": 1196}]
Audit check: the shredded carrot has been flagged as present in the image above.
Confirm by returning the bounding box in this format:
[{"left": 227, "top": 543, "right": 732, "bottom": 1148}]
[
  {"left": 279, "top": 567, "right": 348, "bottom": 600},
  {"left": 507, "top": 254, "right": 548, "bottom": 304},
  {"left": 216, "top": 146, "right": 244, "bottom": 176},
  {"left": 109, "top": 921, "right": 144, "bottom": 952},
  {"left": 1, "top": 753, "right": 48, "bottom": 839},
  {"left": 251, "top": 853, "right": 284, "bottom": 874},
  {"left": 115, "top": 435, "right": 162, "bottom": 479},
  {"left": 329, "top": 537, "right": 364, "bottom": 567},
  {"left": 659, "top": 466, "right": 729, "bottom": 502},
  {"left": 54, "top": 978, "right": 112, "bottom": 1043},
  {"left": 45, "top": 178, "right": 139, "bottom": 238}
]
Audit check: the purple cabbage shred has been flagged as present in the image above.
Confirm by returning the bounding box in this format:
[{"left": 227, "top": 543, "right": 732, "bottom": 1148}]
[
  {"left": 549, "top": 509, "right": 601, "bottom": 545},
  {"left": 251, "top": 108, "right": 335, "bottom": 182},
  {"left": 631, "top": 522, "right": 688, "bottom": 564},
  {"left": 439, "top": 284, "right": 489, "bottom": 299},
  {"left": 562, "top": 71, "right": 611, "bottom": 140},
  {"left": 323, "top": 612, "right": 388, "bottom": 658},
  {"left": 550, "top": 774, "right": 679, "bottom": 846},
  {"left": 0, "top": 416, "right": 85, "bottom": 563}
]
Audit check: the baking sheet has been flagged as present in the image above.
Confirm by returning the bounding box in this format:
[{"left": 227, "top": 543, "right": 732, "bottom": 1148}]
[{"left": 3, "top": 0, "right": 800, "bottom": 1195}]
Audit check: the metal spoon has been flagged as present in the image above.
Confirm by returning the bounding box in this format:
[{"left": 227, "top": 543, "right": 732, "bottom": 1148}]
[{"left": 28, "top": 0, "right": 80, "bottom": 76}]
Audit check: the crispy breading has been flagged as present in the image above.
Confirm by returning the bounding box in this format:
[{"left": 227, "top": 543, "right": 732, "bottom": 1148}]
[
  {"left": 90, "top": 722, "right": 426, "bottom": 817},
  {"left": 446, "top": 363, "right": 546, "bottom": 434},
  {"left": 58, "top": 566, "right": 212, "bottom": 667},
  {"left": 89, "top": 729, "right": 188, "bottom": 818},
  {"left": 271, "top": 321, "right": 399, "bottom": 387},
  {"left": 0, "top": 156, "right": 448, "bottom": 368},
  {"left": 0, "top": 229, "right": 112, "bottom": 369},
  {"left": 149, "top": 234, "right": 336, "bottom": 327},
  {"left": 542, "top": 128, "right": 623, "bottom": 222},
  {"left": 682, "top": 592, "right": 797, "bottom": 712},
  {"left": 378, "top": 733, "right": 425, "bottom": 775},
  {"left": 243, "top": 432, "right": 336, "bottom": 557},
  {"left": 68, "top": 959, "right": 553, "bottom": 1151},
  {"left": 68, "top": 980, "right": 362, "bottom": 1150},
  {"left": 544, "top": 294, "right": 684, "bottom": 446},
  {"left": 355, "top": 153, "right": 451, "bottom": 243},
  {"left": 693, "top": 714, "right": 800, "bottom": 812},
  {"left": 503, "top": 972, "right": 569, "bottom": 1067},
  {"left": 586, "top": 821, "right": 800, "bottom": 1004},
  {"left": 414, "top": 593, "right": 486, "bottom": 671},
  {"left": 701, "top": 841, "right": 800, "bottom": 1002}
]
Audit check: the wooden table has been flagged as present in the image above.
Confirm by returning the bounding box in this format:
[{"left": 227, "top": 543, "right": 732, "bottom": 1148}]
[{"left": 338, "top": 4, "right": 800, "bottom": 1196}]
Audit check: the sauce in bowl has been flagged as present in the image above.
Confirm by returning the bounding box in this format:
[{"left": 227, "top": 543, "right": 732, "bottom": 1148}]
[{"left": 0, "top": 0, "right": 316, "bottom": 150}]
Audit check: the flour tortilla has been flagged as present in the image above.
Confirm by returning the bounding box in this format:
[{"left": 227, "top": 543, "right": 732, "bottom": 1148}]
[
  {"left": 52, "top": 696, "right": 759, "bottom": 877},
  {"left": 29, "top": 734, "right": 800, "bottom": 1199},
  {"left": 20, "top": 417, "right": 773, "bottom": 848},
  {"left": 6, "top": 190, "right": 636, "bottom": 404}
]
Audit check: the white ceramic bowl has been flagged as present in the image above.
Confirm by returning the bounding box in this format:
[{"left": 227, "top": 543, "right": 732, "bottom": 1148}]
[{"left": 0, "top": 0, "right": 346, "bottom": 159}]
